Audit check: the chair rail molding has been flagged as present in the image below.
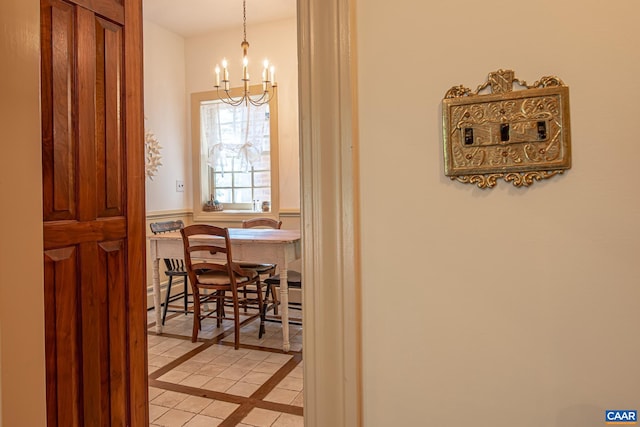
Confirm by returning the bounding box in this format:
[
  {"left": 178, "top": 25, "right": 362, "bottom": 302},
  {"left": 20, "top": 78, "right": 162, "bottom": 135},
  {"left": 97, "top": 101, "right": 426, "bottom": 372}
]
[
  {"left": 298, "top": 0, "right": 362, "bottom": 426},
  {"left": 278, "top": 208, "right": 301, "bottom": 218},
  {"left": 146, "top": 209, "right": 193, "bottom": 221}
]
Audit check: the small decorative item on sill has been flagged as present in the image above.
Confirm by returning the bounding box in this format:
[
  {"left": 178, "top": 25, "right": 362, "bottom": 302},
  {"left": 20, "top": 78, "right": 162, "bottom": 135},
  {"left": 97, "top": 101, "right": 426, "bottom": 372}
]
[
  {"left": 261, "top": 201, "right": 270, "bottom": 212},
  {"left": 203, "top": 199, "right": 223, "bottom": 212}
]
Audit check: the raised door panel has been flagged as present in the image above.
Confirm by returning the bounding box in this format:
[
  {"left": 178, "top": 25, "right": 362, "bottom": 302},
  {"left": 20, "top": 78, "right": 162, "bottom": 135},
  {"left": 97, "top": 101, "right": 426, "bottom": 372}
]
[
  {"left": 41, "top": 0, "right": 77, "bottom": 221},
  {"left": 95, "top": 17, "right": 124, "bottom": 218},
  {"left": 44, "top": 247, "right": 81, "bottom": 427},
  {"left": 80, "top": 240, "right": 127, "bottom": 426},
  {"left": 101, "top": 240, "right": 128, "bottom": 426}
]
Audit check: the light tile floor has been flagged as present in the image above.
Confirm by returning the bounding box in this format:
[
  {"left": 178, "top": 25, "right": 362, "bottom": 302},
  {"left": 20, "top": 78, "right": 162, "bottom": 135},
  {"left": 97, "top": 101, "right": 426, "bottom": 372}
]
[{"left": 147, "top": 307, "right": 303, "bottom": 427}]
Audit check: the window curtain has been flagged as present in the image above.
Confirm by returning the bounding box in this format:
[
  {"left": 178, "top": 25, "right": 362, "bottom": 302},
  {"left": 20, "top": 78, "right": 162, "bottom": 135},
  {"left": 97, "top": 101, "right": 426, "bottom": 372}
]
[{"left": 201, "top": 102, "right": 268, "bottom": 174}]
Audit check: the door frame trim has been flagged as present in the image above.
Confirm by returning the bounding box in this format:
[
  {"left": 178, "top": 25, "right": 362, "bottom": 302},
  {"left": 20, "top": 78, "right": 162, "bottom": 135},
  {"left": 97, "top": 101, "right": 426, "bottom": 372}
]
[
  {"left": 298, "top": 0, "right": 362, "bottom": 425},
  {"left": 1, "top": 0, "right": 47, "bottom": 425},
  {"left": 124, "top": 0, "right": 149, "bottom": 423}
]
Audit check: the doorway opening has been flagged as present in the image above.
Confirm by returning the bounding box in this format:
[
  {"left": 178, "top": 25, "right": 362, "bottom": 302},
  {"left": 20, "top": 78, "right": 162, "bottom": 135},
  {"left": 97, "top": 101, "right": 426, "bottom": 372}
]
[{"left": 141, "top": 2, "right": 305, "bottom": 425}]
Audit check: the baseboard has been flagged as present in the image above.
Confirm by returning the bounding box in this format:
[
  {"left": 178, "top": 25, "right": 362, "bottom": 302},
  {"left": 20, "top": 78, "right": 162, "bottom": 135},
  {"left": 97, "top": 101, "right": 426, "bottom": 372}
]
[{"left": 146, "top": 278, "right": 189, "bottom": 310}]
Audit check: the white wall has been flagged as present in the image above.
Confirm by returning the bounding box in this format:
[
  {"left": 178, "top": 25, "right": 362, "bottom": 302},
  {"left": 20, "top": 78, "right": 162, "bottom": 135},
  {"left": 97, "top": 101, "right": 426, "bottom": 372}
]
[
  {"left": 0, "top": 0, "right": 47, "bottom": 425},
  {"left": 143, "top": 20, "right": 190, "bottom": 213},
  {"left": 184, "top": 17, "right": 300, "bottom": 211},
  {"left": 357, "top": 1, "right": 640, "bottom": 426},
  {"left": 143, "top": 17, "right": 300, "bottom": 214}
]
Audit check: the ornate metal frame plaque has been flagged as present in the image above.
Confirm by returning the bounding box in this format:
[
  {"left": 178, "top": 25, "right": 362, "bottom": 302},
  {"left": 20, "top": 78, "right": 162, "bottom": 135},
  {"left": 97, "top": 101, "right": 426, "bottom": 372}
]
[{"left": 442, "top": 69, "right": 571, "bottom": 188}]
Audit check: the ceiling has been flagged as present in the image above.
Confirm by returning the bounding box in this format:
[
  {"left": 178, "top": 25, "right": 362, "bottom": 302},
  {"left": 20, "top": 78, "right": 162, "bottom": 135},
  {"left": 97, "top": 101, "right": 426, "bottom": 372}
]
[{"left": 143, "top": 0, "right": 297, "bottom": 38}]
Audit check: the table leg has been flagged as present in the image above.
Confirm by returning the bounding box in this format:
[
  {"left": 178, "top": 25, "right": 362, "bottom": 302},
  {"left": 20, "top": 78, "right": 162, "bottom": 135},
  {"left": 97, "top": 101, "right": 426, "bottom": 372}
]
[
  {"left": 152, "top": 257, "right": 163, "bottom": 334},
  {"left": 280, "top": 268, "right": 290, "bottom": 352}
]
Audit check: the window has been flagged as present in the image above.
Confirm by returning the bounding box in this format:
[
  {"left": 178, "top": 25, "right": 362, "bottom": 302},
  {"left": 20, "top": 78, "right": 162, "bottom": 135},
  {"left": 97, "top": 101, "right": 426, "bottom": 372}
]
[{"left": 191, "top": 86, "right": 279, "bottom": 219}]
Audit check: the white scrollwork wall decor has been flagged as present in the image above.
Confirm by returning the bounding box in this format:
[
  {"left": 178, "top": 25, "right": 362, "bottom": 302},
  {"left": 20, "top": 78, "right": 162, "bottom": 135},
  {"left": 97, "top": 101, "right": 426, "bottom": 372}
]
[
  {"left": 144, "top": 128, "right": 163, "bottom": 180},
  {"left": 442, "top": 69, "right": 571, "bottom": 188}
]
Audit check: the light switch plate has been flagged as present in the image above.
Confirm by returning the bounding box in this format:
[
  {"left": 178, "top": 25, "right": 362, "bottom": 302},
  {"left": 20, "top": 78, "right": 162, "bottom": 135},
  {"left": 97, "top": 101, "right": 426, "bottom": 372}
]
[{"left": 442, "top": 69, "right": 571, "bottom": 188}]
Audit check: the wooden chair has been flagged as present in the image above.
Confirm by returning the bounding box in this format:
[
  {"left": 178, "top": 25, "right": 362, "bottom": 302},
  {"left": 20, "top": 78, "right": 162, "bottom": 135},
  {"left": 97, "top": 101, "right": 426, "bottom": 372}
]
[
  {"left": 238, "top": 218, "right": 282, "bottom": 275},
  {"left": 242, "top": 217, "right": 283, "bottom": 229},
  {"left": 260, "top": 270, "right": 303, "bottom": 337},
  {"left": 149, "top": 220, "right": 189, "bottom": 325},
  {"left": 180, "top": 224, "right": 264, "bottom": 349},
  {"left": 238, "top": 218, "right": 283, "bottom": 313}
]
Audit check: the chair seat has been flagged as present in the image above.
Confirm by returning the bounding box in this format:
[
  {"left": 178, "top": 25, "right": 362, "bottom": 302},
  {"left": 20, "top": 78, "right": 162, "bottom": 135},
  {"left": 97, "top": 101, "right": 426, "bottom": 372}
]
[
  {"left": 199, "top": 269, "right": 257, "bottom": 285},
  {"left": 264, "top": 270, "right": 302, "bottom": 288},
  {"left": 238, "top": 262, "right": 276, "bottom": 274}
]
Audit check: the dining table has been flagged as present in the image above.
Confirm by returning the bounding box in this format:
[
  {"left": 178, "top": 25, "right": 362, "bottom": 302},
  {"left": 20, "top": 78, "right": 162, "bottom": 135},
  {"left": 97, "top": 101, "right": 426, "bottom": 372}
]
[{"left": 148, "top": 227, "right": 302, "bottom": 352}]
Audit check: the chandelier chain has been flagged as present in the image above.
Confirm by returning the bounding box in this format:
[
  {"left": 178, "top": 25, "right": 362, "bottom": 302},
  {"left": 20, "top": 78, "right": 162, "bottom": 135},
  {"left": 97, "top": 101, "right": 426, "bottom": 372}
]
[{"left": 243, "top": 0, "right": 247, "bottom": 42}]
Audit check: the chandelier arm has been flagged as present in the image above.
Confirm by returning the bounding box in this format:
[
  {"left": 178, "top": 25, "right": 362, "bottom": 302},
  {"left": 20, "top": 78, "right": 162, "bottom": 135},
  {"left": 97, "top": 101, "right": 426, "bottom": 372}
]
[
  {"left": 215, "top": 87, "right": 275, "bottom": 107},
  {"left": 215, "top": 88, "right": 246, "bottom": 107},
  {"left": 247, "top": 92, "right": 273, "bottom": 107},
  {"left": 225, "top": 98, "right": 246, "bottom": 107},
  {"left": 248, "top": 92, "right": 268, "bottom": 105}
]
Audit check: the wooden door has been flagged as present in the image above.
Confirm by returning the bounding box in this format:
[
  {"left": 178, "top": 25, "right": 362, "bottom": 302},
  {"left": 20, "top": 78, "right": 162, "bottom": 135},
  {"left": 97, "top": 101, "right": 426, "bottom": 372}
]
[{"left": 40, "top": 0, "right": 148, "bottom": 425}]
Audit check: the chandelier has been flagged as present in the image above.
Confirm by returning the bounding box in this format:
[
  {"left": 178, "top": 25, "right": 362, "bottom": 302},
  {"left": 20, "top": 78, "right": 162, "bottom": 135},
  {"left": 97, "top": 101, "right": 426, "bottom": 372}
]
[{"left": 214, "top": 0, "right": 277, "bottom": 107}]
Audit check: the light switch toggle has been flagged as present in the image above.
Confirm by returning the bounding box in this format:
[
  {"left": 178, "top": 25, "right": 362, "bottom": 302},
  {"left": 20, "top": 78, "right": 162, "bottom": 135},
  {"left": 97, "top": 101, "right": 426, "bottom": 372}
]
[
  {"left": 500, "top": 123, "right": 510, "bottom": 142},
  {"left": 464, "top": 128, "right": 474, "bottom": 145},
  {"left": 537, "top": 121, "right": 547, "bottom": 140}
]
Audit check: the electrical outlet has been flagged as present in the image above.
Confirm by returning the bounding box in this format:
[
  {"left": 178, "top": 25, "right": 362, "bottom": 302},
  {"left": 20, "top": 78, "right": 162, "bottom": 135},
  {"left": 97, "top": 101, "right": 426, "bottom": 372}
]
[{"left": 176, "top": 180, "right": 184, "bottom": 192}]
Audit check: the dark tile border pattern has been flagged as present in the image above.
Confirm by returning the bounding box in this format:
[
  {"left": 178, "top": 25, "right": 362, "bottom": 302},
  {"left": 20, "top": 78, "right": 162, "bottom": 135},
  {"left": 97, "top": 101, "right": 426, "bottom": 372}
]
[{"left": 148, "top": 312, "right": 303, "bottom": 426}]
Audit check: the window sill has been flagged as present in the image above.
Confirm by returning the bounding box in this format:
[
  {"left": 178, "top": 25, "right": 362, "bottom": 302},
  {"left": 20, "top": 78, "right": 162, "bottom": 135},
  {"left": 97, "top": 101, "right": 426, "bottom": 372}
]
[{"left": 192, "top": 209, "right": 280, "bottom": 224}]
